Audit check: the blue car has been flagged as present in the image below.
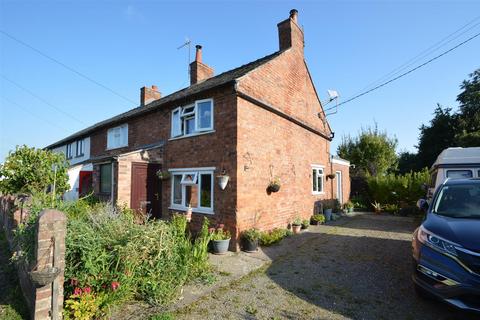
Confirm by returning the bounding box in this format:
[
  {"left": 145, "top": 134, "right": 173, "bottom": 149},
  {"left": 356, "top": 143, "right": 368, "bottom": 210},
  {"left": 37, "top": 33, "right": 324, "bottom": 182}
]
[{"left": 412, "top": 178, "right": 480, "bottom": 313}]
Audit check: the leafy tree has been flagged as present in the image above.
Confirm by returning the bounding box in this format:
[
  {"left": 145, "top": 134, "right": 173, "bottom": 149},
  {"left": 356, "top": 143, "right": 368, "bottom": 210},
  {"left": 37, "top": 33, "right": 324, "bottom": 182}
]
[
  {"left": 416, "top": 105, "right": 458, "bottom": 169},
  {"left": 397, "top": 151, "right": 422, "bottom": 174},
  {"left": 456, "top": 68, "right": 480, "bottom": 133},
  {"left": 337, "top": 125, "right": 398, "bottom": 177},
  {"left": 0, "top": 145, "right": 69, "bottom": 195}
]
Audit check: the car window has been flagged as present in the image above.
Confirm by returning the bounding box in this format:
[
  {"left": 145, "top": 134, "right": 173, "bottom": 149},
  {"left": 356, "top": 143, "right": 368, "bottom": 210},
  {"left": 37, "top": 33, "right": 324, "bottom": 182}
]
[
  {"left": 433, "top": 184, "right": 480, "bottom": 218},
  {"left": 446, "top": 170, "right": 473, "bottom": 179}
]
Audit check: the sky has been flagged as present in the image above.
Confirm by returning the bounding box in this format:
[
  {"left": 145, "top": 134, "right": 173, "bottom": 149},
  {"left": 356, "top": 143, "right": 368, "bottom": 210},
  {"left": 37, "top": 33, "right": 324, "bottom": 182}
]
[{"left": 1, "top": 0, "right": 479, "bottom": 163}]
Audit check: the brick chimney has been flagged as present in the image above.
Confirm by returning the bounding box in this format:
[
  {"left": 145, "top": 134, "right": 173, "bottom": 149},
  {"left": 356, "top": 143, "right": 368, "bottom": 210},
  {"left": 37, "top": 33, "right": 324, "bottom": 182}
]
[
  {"left": 277, "top": 9, "right": 304, "bottom": 53},
  {"left": 190, "top": 45, "right": 214, "bottom": 85},
  {"left": 140, "top": 85, "right": 161, "bottom": 106}
]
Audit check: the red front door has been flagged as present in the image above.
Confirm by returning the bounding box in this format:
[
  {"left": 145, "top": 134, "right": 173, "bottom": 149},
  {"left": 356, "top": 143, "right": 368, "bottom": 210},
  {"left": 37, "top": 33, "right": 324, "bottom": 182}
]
[
  {"left": 130, "top": 163, "right": 162, "bottom": 218},
  {"left": 78, "top": 171, "right": 93, "bottom": 197}
]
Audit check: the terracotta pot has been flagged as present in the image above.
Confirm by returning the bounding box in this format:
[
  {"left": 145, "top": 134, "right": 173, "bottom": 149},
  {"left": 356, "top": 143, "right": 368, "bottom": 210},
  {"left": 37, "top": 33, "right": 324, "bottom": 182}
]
[{"left": 292, "top": 225, "right": 301, "bottom": 234}]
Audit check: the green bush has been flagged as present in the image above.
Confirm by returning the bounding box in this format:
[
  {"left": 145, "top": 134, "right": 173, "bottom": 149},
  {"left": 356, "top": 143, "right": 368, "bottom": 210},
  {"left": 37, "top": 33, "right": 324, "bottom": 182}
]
[
  {"left": 0, "top": 145, "right": 69, "bottom": 195},
  {"left": 366, "top": 168, "right": 430, "bottom": 209},
  {"left": 13, "top": 194, "right": 213, "bottom": 316},
  {"left": 259, "top": 228, "right": 291, "bottom": 246}
]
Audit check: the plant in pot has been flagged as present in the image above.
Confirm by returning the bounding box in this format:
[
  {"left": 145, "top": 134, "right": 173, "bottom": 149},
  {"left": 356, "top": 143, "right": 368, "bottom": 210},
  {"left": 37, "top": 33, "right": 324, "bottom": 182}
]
[
  {"left": 371, "top": 201, "right": 382, "bottom": 214},
  {"left": 301, "top": 219, "right": 309, "bottom": 230},
  {"left": 156, "top": 169, "right": 170, "bottom": 180},
  {"left": 291, "top": 217, "right": 302, "bottom": 234},
  {"left": 323, "top": 202, "right": 333, "bottom": 221},
  {"left": 345, "top": 201, "right": 354, "bottom": 213},
  {"left": 311, "top": 213, "right": 325, "bottom": 225},
  {"left": 268, "top": 176, "right": 281, "bottom": 193},
  {"left": 210, "top": 224, "right": 231, "bottom": 255},
  {"left": 241, "top": 228, "right": 261, "bottom": 252}
]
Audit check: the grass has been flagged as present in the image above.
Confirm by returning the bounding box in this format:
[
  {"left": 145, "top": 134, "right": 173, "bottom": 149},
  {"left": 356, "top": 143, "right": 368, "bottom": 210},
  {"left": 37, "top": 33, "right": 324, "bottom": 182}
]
[{"left": 0, "top": 232, "right": 29, "bottom": 320}]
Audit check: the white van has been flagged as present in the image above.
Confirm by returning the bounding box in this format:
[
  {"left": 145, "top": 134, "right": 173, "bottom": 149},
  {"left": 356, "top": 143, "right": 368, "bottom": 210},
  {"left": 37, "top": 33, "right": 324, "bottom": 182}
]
[{"left": 428, "top": 147, "right": 480, "bottom": 197}]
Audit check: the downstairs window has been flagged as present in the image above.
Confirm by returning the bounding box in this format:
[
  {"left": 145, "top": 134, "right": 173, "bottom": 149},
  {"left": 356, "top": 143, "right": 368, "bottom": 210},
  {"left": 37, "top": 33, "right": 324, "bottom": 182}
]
[{"left": 170, "top": 169, "right": 214, "bottom": 213}]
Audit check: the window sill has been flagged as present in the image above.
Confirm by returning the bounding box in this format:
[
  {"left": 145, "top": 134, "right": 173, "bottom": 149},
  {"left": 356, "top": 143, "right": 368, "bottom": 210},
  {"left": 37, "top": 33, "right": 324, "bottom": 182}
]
[
  {"left": 169, "top": 130, "right": 215, "bottom": 141},
  {"left": 106, "top": 145, "right": 128, "bottom": 151},
  {"left": 168, "top": 206, "right": 214, "bottom": 215},
  {"left": 312, "top": 192, "right": 325, "bottom": 195}
]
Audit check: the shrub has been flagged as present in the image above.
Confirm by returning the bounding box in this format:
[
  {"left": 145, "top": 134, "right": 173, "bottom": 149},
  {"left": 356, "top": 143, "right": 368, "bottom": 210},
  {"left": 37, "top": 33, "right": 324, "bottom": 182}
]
[
  {"left": 259, "top": 228, "right": 291, "bottom": 246},
  {"left": 0, "top": 145, "right": 69, "bottom": 195},
  {"left": 209, "top": 225, "right": 231, "bottom": 240},
  {"left": 366, "top": 168, "right": 430, "bottom": 209},
  {"left": 292, "top": 217, "right": 302, "bottom": 226}
]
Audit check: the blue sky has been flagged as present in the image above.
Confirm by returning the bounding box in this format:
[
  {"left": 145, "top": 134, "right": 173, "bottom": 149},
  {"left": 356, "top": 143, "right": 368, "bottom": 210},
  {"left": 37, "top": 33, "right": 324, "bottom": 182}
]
[{"left": 1, "top": 0, "right": 479, "bottom": 163}]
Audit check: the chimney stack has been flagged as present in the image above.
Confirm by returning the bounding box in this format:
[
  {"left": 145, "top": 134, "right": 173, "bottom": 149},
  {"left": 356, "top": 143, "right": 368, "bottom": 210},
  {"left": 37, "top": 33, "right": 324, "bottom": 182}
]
[
  {"left": 277, "top": 9, "right": 304, "bottom": 53},
  {"left": 190, "top": 45, "right": 214, "bottom": 85},
  {"left": 140, "top": 85, "right": 161, "bottom": 106}
]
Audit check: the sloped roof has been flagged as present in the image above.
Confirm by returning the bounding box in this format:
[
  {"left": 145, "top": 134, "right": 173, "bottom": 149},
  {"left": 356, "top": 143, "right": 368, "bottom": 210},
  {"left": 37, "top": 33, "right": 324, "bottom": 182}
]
[{"left": 46, "top": 51, "right": 282, "bottom": 149}]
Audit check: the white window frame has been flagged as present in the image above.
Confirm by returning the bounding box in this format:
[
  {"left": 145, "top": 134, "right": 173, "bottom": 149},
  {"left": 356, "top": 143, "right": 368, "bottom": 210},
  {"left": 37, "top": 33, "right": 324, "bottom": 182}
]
[
  {"left": 107, "top": 124, "right": 128, "bottom": 150},
  {"left": 170, "top": 99, "right": 214, "bottom": 138},
  {"left": 75, "top": 139, "right": 84, "bottom": 157},
  {"left": 66, "top": 143, "right": 73, "bottom": 159},
  {"left": 169, "top": 167, "right": 215, "bottom": 214},
  {"left": 180, "top": 172, "right": 198, "bottom": 185},
  {"left": 195, "top": 99, "right": 214, "bottom": 132},
  {"left": 312, "top": 165, "right": 325, "bottom": 195}
]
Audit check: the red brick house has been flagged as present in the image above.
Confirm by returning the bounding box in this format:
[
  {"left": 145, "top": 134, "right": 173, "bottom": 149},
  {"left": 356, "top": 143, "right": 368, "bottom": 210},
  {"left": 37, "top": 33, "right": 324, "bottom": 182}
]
[{"left": 47, "top": 10, "right": 350, "bottom": 248}]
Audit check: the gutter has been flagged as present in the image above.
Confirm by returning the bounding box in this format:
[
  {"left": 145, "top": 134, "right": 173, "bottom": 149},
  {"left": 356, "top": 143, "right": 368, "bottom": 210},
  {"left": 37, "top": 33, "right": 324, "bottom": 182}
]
[{"left": 235, "top": 89, "right": 333, "bottom": 141}]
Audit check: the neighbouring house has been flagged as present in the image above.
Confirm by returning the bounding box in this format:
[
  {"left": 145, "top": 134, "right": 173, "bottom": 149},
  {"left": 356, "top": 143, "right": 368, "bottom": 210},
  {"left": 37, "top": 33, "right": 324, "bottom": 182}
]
[
  {"left": 47, "top": 10, "right": 350, "bottom": 249},
  {"left": 51, "top": 137, "right": 93, "bottom": 201}
]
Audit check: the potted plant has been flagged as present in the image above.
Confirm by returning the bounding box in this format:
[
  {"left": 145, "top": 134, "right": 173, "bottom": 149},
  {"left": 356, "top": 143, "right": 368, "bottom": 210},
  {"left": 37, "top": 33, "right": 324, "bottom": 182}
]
[
  {"left": 372, "top": 201, "right": 382, "bottom": 214},
  {"left": 323, "top": 203, "right": 333, "bottom": 221},
  {"left": 291, "top": 217, "right": 302, "bottom": 234},
  {"left": 241, "top": 228, "right": 261, "bottom": 252},
  {"left": 156, "top": 169, "right": 170, "bottom": 180},
  {"left": 301, "top": 219, "right": 309, "bottom": 230},
  {"left": 210, "top": 225, "right": 231, "bottom": 255},
  {"left": 311, "top": 213, "right": 325, "bottom": 225},
  {"left": 326, "top": 173, "right": 336, "bottom": 180},
  {"left": 268, "top": 176, "right": 281, "bottom": 193},
  {"left": 345, "top": 201, "right": 354, "bottom": 213}
]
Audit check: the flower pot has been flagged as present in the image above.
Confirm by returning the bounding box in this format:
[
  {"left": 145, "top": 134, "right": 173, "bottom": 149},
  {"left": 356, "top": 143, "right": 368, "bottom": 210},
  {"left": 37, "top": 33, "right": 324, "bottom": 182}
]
[
  {"left": 324, "top": 209, "right": 333, "bottom": 221},
  {"left": 217, "top": 175, "right": 230, "bottom": 190},
  {"left": 292, "top": 224, "right": 301, "bottom": 234},
  {"left": 29, "top": 267, "right": 61, "bottom": 287},
  {"left": 268, "top": 184, "right": 281, "bottom": 193},
  {"left": 212, "top": 238, "right": 231, "bottom": 255},
  {"left": 242, "top": 238, "right": 258, "bottom": 253},
  {"left": 348, "top": 207, "right": 353, "bottom": 213}
]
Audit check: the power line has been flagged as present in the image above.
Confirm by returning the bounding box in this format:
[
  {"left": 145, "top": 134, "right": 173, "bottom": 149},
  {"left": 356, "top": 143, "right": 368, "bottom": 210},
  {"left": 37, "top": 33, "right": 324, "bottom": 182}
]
[
  {"left": 0, "top": 96, "right": 69, "bottom": 131},
  {"left": 0, "top": 30, "right": 136, "bottom": 105},
  {"left": 327, "top": 30, "right": 480, "bottom": 110},
  {"left": 346, "top": 16, "right": 480, "bottom": 100},
  {"left": 1, "top": 74, "right": 87, "bottom": 125}
]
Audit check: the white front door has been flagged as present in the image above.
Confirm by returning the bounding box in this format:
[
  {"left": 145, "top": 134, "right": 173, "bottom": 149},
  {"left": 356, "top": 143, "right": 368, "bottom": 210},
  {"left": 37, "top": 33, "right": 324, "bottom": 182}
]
[{"left": 336, "top": 171, "right": 343, "bottom": 204}]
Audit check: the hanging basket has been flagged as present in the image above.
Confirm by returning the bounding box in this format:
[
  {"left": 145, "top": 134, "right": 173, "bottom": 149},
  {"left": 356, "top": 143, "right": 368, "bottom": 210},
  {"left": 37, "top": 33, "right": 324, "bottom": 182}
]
[
  {"left": 217, "top": 175, "right": 230, "bottom": 190},
  {"left": 326, "top": 173, "right": 336, "bottom": 180},
  {"left": 268, "top": 183, "right": 281, "bottom": 193},
  {"left": 29, "top": 267, "right": 61, "bottom": 287},
  {"left": 156, "top": 170, "right": 171, "bottom": 180}
]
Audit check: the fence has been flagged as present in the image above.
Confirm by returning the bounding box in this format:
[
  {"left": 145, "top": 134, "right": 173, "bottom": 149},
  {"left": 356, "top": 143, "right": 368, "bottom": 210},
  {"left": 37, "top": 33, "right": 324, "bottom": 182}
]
[{"left": 0, "top": 196, "right": 66, "bottom": 319}]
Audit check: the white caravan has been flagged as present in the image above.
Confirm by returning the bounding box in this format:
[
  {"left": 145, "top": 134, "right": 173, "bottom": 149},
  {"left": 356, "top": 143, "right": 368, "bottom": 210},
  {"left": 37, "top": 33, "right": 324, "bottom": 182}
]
[{"left": 428, "top": 147, "right": 480, "bottom": 197}]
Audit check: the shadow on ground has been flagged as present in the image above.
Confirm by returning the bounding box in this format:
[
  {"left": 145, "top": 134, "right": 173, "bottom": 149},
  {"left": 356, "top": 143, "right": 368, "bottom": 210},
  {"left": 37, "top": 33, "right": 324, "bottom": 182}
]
[{"left": 261, "top": 215, "right": 477, "bottom": 320}]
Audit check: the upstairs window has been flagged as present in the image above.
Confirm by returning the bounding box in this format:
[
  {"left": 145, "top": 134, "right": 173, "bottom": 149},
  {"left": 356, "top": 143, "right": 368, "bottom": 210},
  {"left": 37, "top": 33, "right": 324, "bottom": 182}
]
[
  {"left": 76, "top": 139, "right": 84, "bottom": 157},
  {"left": 66, "top": 143, "right": 73, "bottom": 159},
  {"left": 171, "top": 99, "right": 214, "bottom": 138},
  {"left": 107, "top": 124, "right": 128, "bottom": 149},
  {"left": 312, "top": 166, "right": 324, "bottom": 194}
]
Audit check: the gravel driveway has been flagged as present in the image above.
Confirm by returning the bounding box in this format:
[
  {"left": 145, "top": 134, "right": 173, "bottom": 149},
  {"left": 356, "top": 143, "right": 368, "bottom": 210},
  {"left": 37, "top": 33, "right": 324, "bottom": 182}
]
[{"left": 173, "top": 214, "right": 477, "bottom": 320}]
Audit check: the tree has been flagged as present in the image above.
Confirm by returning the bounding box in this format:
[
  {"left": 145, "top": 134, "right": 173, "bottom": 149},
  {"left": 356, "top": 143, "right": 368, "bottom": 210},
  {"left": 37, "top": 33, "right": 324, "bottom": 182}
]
[
  {"left": 0, "top": 145, "right": 69, "bottom": 195},
  {"left": 456, "top": 68, "right": 480, "bottom": 133},
  {"left": 397, "top": 151, "right": 422, "bottom": 174},
  {"left": 337, "top": 125, "right": 398, "bottom": 177},
  {"left": 416, "top": 105, "right": 458, "bottom": 169}
]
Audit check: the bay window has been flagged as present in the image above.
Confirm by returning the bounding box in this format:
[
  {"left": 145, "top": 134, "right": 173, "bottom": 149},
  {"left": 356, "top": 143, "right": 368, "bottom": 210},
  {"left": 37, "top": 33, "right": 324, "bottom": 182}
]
[
  {"left": 170, "top": 168, "right": 214, "bottom": 213},
  {"left": 171, "top": 99, "right": 214, "bottom": 138},
  {"left": 312, "top": 166, "right": 324, "bottom": 194}
]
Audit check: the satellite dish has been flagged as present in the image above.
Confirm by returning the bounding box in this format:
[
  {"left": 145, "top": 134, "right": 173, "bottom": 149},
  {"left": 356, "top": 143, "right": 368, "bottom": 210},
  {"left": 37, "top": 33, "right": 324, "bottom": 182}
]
[{"left": 327, "top": 89, "right": 339, "bottom": 100}]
